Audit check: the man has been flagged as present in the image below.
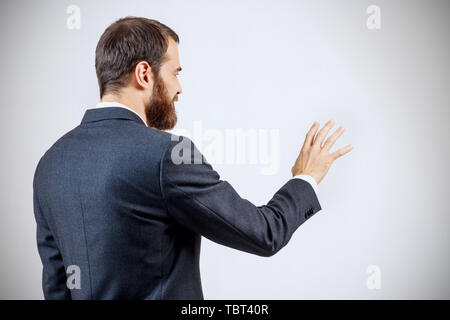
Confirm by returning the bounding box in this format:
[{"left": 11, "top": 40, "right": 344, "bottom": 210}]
[{"left": 33, "top": 17, "right": 353, "bottom": 299}]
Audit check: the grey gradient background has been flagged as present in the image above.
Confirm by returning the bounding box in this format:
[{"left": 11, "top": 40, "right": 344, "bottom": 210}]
[{"left": 0, "top": 0, "right": 449, "bottom": 299}]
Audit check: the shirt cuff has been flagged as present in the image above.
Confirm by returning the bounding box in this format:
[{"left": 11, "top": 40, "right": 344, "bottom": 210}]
[{"left": 291, "top": 174, "right": 318, "bottom": 195}]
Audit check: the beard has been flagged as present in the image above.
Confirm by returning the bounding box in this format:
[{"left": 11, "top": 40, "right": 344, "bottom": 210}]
[{"left": 144, "top": 73, "right": 178, "bottom": 130}]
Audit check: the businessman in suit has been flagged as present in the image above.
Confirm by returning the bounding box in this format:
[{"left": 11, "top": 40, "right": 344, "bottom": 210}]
[{"left": 33, "top": 17, "right": 353, "bottom": 299}]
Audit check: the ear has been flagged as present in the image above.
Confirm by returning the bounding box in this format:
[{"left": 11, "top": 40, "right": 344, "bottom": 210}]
[{"left": 134, "top": 61, "right": 152, "bottom": 89}]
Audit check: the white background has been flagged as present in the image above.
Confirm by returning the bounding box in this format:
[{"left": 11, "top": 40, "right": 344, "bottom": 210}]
[{"left": 0, "top": 0, "right": 449, "bottom": 299}]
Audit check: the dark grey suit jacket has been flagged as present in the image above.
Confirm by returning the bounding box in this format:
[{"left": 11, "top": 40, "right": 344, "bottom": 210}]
[{"left": 32, "top": 106, "right": 322, "bottom": 299}]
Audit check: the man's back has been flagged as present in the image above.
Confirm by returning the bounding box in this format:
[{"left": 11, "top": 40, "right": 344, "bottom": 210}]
[
  {"left": 33, "top": 106, "right": 322, "bottom": 299},
  {"left": 33, "top": 107, "right": 203, "bottom": 299}
]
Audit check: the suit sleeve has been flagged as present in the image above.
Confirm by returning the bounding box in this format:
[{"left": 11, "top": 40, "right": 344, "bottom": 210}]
[
  {"left": 159, "top": 136, "right": 322, "bottom": 257},
  {"left": 33, "top": 165, "right": 71, "bottom": 299}
]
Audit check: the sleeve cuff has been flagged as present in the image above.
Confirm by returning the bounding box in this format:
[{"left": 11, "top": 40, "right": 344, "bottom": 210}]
[{"left": 291, "top": 174, "right": 318, "bottom": 195}]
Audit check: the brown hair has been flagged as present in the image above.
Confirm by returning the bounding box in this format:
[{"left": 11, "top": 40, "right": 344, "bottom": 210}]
[{"left": 95, "top": 17, "right": 179, "bottom": 98}]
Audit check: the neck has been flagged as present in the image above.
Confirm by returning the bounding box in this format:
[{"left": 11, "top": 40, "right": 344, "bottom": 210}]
[{"left": 101, "top": 89, "right": 148, "bottom": 125}]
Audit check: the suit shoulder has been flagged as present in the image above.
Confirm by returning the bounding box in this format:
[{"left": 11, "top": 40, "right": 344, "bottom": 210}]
[{"left": 141, "top": 128, "right": 194, "bottom": 152}]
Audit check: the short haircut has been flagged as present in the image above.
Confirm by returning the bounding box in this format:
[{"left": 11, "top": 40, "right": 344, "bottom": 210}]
[{"left": 95, "top": 17, "right": 179, "bottom": 97}]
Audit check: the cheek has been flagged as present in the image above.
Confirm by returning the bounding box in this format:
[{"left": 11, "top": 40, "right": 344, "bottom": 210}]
[{"left": 159, "top": 74, "right": 176, "bottom": 96}]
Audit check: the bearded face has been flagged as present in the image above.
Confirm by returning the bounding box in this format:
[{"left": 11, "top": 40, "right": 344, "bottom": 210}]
[{"left": 144, "top": 72, "right": 178, "bottom": 130}]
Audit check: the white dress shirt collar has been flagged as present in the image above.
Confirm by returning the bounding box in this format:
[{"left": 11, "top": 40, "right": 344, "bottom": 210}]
[{"left": 94, "top": 101, "right": 147, "bottom": 127}]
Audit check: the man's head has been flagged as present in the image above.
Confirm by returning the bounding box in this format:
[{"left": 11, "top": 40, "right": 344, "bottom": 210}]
[{"left": 95, "top": 17, "right": 182, "bottom": 130}]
